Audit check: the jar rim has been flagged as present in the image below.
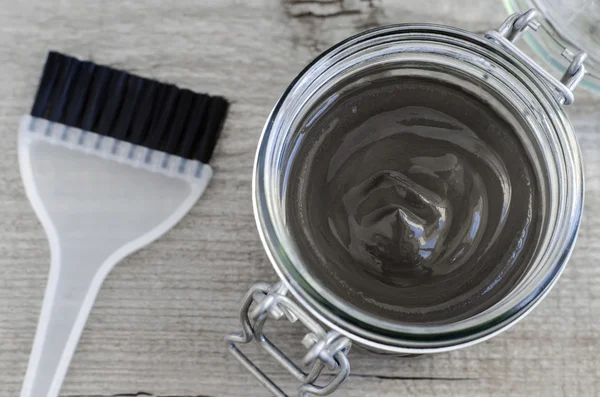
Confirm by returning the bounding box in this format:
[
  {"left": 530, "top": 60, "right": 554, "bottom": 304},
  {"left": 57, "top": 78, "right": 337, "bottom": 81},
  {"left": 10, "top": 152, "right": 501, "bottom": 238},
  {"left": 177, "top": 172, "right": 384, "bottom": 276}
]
[{"left": 253, "top": 23, "right": 583, "bottom": 352}]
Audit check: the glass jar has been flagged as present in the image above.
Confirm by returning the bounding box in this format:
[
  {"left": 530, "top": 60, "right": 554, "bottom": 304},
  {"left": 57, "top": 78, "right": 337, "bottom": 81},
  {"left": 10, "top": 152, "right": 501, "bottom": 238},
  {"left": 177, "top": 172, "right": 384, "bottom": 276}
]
[
  {"left": 505, "top": 0, "right": 600, "bottom": 94},
  {"left": 226, "top": 9, "right": 584, "bottom": 397}
]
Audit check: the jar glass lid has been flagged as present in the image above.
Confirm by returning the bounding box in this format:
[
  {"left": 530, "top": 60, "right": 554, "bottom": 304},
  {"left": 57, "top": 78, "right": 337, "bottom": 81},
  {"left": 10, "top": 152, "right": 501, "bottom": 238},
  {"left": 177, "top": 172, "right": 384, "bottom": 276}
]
[{"left": 505, "top": 0, "right": 600, "bottom": 95}]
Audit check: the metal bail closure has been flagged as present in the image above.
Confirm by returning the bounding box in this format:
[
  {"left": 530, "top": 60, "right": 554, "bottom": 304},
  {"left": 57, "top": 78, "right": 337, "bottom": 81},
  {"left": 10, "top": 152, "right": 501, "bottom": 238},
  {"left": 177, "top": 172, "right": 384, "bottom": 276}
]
[
  {"left": 225, "top": 282, "right": 352, "bottom": 397},
  {"left": 485, "top": 9, "right": 587, "bottom": 105}
]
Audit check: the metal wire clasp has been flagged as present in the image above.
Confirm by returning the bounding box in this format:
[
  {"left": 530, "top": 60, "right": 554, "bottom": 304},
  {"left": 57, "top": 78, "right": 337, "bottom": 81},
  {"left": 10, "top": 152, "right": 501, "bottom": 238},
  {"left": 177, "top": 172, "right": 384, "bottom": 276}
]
[
  {"left": 485, "top": 9, "right": 587, "bottom": 105},
  {"left": 225, "top": 282, "right": 352, "bottom": 397}
]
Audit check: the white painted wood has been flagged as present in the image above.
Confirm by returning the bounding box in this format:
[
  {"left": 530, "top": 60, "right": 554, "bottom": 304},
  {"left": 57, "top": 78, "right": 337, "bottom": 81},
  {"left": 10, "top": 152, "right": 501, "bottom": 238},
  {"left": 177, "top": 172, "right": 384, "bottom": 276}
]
[{"left": 0, "top": 1, "right": 598, "bottom": 396}]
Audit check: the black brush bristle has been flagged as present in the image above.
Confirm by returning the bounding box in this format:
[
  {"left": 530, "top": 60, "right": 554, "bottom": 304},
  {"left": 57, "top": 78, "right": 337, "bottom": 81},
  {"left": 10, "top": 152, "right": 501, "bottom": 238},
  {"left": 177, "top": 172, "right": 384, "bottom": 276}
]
[{"left": 31, "top": 51, "right": 229, "bottom": 163}]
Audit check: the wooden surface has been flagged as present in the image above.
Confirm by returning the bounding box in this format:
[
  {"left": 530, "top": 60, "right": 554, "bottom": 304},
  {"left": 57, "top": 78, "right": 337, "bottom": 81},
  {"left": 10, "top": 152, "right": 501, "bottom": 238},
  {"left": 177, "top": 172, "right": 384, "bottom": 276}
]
[{"left": 0, "top": 1, "right": 599, "bottom": 396}]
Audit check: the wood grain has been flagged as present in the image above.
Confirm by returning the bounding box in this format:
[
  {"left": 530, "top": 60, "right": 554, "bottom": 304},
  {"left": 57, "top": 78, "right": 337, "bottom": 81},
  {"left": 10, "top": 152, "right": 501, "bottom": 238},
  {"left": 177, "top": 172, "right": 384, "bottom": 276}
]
[{"left": 0, "top": 1, "right": 598, "bottom": 396}]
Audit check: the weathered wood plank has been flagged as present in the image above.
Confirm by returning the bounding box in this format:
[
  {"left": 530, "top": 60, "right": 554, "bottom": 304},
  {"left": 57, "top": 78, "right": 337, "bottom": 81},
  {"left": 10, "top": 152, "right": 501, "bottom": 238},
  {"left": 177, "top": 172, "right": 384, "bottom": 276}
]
[{"left": 0, "top": 1, "right": 598, "bottom": 396}]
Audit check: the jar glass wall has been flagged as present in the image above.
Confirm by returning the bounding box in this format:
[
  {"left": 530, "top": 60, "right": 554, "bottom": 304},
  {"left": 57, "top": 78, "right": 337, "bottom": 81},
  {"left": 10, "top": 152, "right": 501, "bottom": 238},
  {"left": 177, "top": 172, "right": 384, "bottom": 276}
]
[{"left": 253, "top": 25, "right": 583, "bottom": 352}]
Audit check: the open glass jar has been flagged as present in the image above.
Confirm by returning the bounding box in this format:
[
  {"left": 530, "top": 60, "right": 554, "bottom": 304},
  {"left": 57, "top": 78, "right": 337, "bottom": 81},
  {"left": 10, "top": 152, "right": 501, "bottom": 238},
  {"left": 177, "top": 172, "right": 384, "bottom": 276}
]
[{"left": 226, "top": 9, "right": 584, "bottom": 397}]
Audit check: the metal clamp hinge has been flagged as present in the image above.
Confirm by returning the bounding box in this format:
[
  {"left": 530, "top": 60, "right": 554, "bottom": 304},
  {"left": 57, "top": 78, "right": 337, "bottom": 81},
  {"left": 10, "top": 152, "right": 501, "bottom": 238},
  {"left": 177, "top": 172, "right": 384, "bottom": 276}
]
[
  {"left": 485, "top": 9, "right": 587, "bottom": 105},
  {"left": 225, "top": 282, "right": 352, "bottom": 397}
]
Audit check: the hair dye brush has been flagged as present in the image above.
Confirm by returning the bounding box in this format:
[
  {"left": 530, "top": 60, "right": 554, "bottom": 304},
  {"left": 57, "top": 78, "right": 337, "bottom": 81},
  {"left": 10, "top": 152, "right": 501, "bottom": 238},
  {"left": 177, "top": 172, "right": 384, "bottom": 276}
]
[{"left": 18, "top": 51, "right": 228, "bottom": 397}]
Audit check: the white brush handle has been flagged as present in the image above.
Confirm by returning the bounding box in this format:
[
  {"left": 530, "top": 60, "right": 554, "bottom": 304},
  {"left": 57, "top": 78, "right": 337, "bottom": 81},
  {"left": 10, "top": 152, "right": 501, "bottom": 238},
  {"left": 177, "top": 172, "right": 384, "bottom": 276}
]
[
  {"left": 20, "top": 254, "right": 110, "bottom": 397},
  {"left": 19, "top": 116, "right": 213, "bottom": 397}
]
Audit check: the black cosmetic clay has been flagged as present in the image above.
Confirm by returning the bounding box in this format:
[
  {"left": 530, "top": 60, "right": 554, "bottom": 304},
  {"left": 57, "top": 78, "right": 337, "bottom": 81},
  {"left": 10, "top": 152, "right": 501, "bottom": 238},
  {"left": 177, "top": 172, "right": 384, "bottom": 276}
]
[{"left": 285, "top": 77, "right": 541, "bottom": 325}]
